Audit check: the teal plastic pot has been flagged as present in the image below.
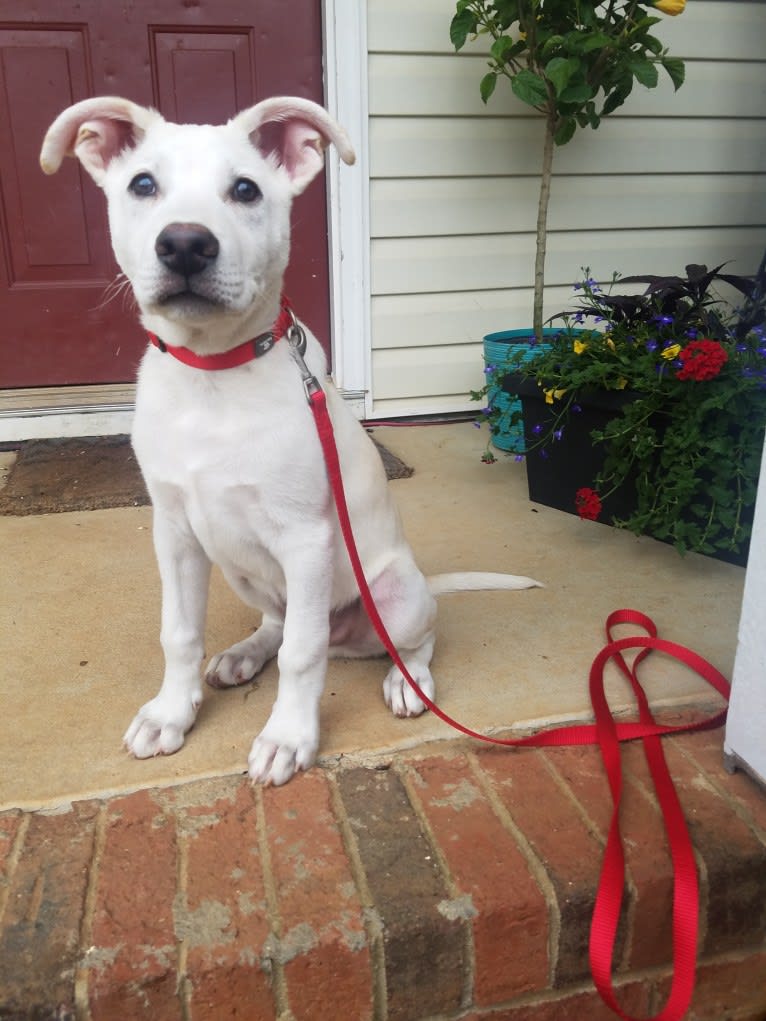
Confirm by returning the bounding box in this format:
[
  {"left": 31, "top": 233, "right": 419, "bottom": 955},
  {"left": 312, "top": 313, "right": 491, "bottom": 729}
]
[{"left": 482, "top": 328, "right": 561, "bottom": 452}]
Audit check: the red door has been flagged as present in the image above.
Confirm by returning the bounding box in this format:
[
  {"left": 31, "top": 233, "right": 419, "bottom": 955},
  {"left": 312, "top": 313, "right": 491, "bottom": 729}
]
[{"left": 0, "top": 0, "right": 330, "bottom": 388}]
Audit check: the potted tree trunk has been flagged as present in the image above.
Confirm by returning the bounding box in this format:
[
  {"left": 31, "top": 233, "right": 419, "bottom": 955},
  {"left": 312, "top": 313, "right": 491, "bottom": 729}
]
[{"left": 451, "top": 0, "right": 687, "bottom": 344}]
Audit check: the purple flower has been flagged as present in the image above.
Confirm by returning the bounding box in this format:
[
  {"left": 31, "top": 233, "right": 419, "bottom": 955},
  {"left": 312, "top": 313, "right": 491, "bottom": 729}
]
[
  {"left": 532, "top": 423, "right": 544, "bottom": 435},
  {"left": 646, "top": 339, "right": 659, "bottom": 353},
  {"left": 514, "top": 454, "right": 524, "bottom": 462},
  {"left": 553, "top": 429, "right": 564, "bottom": 441}
]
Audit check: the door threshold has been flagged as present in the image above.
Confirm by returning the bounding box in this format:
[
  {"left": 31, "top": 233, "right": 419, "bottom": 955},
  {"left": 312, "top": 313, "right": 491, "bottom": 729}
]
[{"left": 0, "top": 385, "right": 135, "bottom": 442}]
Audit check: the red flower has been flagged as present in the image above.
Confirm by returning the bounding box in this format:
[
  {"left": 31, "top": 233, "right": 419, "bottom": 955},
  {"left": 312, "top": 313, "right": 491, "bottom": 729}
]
[
  {"left": 675, "top": 338, "right": 728, "bottom": 381},
  {"left": 575, "top": 487, "right": 602, "bottom": 521}
]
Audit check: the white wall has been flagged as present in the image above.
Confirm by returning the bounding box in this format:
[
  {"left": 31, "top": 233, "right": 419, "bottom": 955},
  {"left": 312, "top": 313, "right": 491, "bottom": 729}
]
[
  {"left": 726, "top": 433, "right": 766, "bottom": 787},
  {"left": 366, "top": 0, "right": 766, "bottom": 418}
]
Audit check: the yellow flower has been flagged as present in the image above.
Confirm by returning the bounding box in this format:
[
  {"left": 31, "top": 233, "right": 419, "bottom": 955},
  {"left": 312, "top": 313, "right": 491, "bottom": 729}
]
[
  {"left": 605, "top": 336, "right": 616, "bottom": 352},
  {"left": 616, "top": 378, "right": 628, "bottom": 390},
  {"left": 544, "top": 387, "right": 567, "bottom": 404},
  {"left": 573, "top": 339, "right": 588, "bottom": 355},
  {"left": 661, "top": 343, "right": 682, "bottom": 360},
  {"left": 653, "top": 0, "right": 686, "bottom": 15}
]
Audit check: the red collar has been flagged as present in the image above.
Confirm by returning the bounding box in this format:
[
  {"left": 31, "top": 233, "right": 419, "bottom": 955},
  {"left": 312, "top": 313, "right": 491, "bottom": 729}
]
[{"left": 147, "top": 296, "right": 293, "bottom": 370}]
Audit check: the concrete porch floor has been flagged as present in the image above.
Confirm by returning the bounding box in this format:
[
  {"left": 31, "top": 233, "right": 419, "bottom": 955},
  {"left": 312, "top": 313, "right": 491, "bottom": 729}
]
[{"left": 1, "top": 422, "right": 765, "bottom": 1020}]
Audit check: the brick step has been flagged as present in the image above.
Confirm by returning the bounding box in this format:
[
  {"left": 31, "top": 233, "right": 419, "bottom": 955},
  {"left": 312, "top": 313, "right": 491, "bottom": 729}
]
[{"left": 1, "top": 728, "right": 765, "bottom": 1020}]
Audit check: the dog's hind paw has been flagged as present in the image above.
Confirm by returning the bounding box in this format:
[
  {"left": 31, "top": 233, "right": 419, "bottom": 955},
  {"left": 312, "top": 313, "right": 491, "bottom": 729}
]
[
  {"left": 383, "top": 664, "right": 435, "bottom": 718},
  {"left": 205, "top": 627, "right": 281, "bottom": 689},
  {"left": 123, "top": 692, "right": 200, "bottom": 758}
]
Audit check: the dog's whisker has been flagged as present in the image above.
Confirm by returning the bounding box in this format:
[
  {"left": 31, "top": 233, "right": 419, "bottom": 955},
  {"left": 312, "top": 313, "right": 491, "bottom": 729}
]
[{"left": 92, "top": 274, "right": 136, "bottom": 314}]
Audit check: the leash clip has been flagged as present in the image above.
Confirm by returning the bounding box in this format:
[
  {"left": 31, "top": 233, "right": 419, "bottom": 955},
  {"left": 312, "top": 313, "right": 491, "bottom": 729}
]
[{"left": 286, "top": 310, "right": 322, "bottom": 403}]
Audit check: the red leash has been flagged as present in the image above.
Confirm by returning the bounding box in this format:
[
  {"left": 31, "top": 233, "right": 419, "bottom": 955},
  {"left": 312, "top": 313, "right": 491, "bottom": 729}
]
[
  {"left": 156, "top": 303, "right": 730, "bottom": 1020},
  {"left": 306, "top": 383, "right": 730, "bottom": 1021}
]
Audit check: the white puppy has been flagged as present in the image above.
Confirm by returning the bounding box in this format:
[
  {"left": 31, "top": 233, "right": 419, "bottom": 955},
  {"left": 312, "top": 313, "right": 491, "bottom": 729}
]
[{"left": 40, "top": 97, "right": 540, "bottom": 786}]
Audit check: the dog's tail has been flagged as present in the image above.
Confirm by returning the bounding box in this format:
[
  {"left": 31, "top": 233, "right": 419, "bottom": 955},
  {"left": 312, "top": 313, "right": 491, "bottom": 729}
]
[{"left": 427, "top": 572, "right": 543, "bottom": 596}]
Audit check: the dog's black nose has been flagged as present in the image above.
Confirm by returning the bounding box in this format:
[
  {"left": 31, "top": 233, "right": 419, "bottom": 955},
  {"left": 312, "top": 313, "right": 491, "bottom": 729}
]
[{"left": 155, "top": 223, "right": 220, "bottom": 277}]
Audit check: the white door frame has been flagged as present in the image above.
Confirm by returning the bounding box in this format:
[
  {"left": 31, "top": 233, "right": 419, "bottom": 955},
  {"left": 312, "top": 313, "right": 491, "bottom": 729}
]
[{"left": 322, "top": 0, "right": 373, "bottom": 419}]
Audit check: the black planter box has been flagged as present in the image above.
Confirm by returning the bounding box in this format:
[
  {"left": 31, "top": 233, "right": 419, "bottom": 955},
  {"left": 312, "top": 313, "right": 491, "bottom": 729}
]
[
  {"left": 504, "top": 375, "right": 639, "bottom": 524},
  {"left": 502, "top": 374, "right": 750, "bottom": 566}
]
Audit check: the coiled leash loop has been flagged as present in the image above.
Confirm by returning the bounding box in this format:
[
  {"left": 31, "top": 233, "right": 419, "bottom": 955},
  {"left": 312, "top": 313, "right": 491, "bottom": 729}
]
[{"left": 300, "top": 365, "right": 729, "bottom": 1021}]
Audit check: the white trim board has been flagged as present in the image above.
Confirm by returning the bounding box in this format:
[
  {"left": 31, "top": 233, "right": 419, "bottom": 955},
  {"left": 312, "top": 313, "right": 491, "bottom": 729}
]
[
  {"left": 322, "top": 0, "right": 373, "bottom": 418},
  {"left": 0, "top": 386, "right": 135, "bottom": 442}
]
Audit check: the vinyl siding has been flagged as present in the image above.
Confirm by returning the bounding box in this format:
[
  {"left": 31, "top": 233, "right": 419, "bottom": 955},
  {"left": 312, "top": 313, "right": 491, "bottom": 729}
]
[{"left": 366, "top": 0, "right": 766, "bottom": 417}]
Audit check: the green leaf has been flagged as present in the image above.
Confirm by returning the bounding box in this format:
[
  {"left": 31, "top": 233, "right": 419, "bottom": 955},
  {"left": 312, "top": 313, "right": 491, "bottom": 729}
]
[
  {"left": 629, "top": 58, "right": 659, "bottom": 90},
  {"left": 450, "top": 8, "right": 476, "bottom": 51},
  {"left": 560, "top": 82, "right": 594, "bottom": 105},
  {"left": 490, "top": 35, "right": 516, "bottom": 62},
  {"left": 545, "top": 56, "right": 580, "bottom": 97},
  {"left": 554, "top": 117, "right": 576, "bottom": 146},
  {"left": 511, "top": 68, "right": 549, "bottom": 106},
  {"left": 480, "top": 71, "right": 498, "bottom": 103},
  {"left": 662, "top": 57, "right": 686, "bottom": 91},
  {"left": 602, "top": 76, "right": 633, "bottom": 116},
  {"left": 580, "top": 32, "right": 612, "bottom": 54},
  {"left": 541, "top": 34, "right": 565, "bottom": 58}
]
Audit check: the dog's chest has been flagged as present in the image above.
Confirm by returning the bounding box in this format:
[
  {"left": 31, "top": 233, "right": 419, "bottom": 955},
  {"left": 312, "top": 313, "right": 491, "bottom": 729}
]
[{"left": 132, "top": 355, "right": 327, "bottom": 555}]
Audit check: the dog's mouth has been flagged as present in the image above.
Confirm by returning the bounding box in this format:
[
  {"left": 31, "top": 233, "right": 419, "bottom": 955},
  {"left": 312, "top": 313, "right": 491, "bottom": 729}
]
[{"left": 155, "top": 287, "right": 224, "bottom": 316}]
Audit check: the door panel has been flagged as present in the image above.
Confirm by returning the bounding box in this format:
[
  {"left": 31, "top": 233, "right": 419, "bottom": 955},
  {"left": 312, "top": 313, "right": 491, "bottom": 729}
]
[{"left": 0, "top": 1, "right": 329, "bottom": 388}]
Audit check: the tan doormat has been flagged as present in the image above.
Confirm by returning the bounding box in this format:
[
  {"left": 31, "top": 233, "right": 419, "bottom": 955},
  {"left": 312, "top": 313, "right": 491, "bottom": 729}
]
[{"left": 0, "top": 434, "right": 412, "bottom": 515}]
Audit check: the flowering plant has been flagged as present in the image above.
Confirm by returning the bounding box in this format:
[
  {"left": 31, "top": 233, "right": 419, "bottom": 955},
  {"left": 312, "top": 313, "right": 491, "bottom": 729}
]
[
  {"left": 480, "top": 261, "right": 766, "bottom": 559},
  {"left": 451, "top": 0, "right": 686, "bottom": 342}
]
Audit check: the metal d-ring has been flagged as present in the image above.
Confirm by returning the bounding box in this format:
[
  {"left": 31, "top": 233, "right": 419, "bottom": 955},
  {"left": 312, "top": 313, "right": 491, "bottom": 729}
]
[{"left": 285, "top": 309, "right": 321, "bottom": 401}]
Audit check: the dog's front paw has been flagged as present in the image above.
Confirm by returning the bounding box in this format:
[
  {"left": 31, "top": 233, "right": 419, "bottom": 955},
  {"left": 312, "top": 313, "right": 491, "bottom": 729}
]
[
  {"left": 248, "top": 714, "right": 319, "bottom": 787},
  {"left": 383, "top": 664, "right": 435, "bottom": 718},
  {"left": 123, "top": 691, "right": 201, "bottom": 758}
]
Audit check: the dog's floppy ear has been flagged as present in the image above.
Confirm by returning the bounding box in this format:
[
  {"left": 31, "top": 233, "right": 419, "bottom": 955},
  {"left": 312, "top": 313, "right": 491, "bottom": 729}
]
[
  {"left": 40, "top": 96, "right": 161, "bottom": 185},
  {"left": 232, "top": 97, "right": 356, "bottom": 196}
]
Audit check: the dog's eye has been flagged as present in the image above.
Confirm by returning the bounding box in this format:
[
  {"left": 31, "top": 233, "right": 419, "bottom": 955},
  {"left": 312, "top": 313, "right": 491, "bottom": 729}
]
[
  {"left": 231, "top": 178, "right": 261, "bottom": 203},
  {"left": 128, "top": 173, "right": 157, "bottom": 198}
]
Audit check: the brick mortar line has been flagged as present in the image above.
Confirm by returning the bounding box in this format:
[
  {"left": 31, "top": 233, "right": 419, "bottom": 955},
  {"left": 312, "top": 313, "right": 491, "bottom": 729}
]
[
  {"left": 0, "top": 812, "right": 29, "bottom": 926},
  {"left": 415, "top": 965, "right": 663, "bottom": 1021},
  {"left": 415, "top": 942, "right": 766, "bottom": 1021},
  {"left": 325, "top": 770, "right": 388, "bottom": 1021},
  {"left": 538, "top": 750, "right": 608, "bottom": 845},
  {"left": 465, "top": 752, "right": 562, "bottom": 988},
  {"left": 674, "top": 738, "right": 766, "bottom": 845},
  {"left": 396, "top": 760, "right": 476, "bottom": 1012},
  {"left": 622, "top": 756, "right": 712, "bottom": 955},
  {"left": 254, "top": 785, "right": 293, "bottom": 1021},
  {"left": 538, "top": 750, "right": 641, "bottom": 974},
  {"left": 73, "top": 801, "right": 107, "bottom": 1021},
  {"left": 174, "top": 813, "right": 191, "bottom": 1021}
]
